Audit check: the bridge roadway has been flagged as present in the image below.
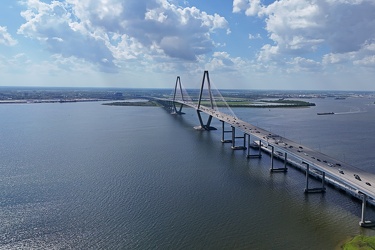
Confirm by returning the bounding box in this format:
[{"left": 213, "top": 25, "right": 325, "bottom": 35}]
[{"left": 172, "top": 100, "right": 375, "bottom": 202}]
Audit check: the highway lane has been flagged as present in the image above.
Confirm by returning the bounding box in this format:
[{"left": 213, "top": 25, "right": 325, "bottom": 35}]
[{"left": 179, "top": 101, "right": 375, "bottom": 200}]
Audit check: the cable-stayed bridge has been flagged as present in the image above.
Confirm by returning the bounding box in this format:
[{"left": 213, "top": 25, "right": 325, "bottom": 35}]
[{"left": 154, "top": 71, "right": 375, "bottom": 227}]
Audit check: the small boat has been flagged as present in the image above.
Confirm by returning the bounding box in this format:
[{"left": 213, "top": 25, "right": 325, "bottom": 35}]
[{"left": 317, "top": 112, "right": 334, "bottom": 115}]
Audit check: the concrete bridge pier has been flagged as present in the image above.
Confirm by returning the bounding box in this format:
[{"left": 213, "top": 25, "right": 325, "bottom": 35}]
[
  {"left": 359, "top": 192, "right": 375, "bottom": 227},
  {"left": 231, "top": 126, "right": 246, "bottom": 150},
  {"left": 155, "top": 99, "right": 174, "bottom": 113},
  {"left": 246, "top": 134, "right": 262, "bottom": 158},
  {"left": 269, "top": 146, "right": 288, "bottom": 173},
  {"left": 195, "top": 110, "right": 216, "bottom": 130},
  {"left": 167, "top": 100, "right": 174, "bottom": 113},
  {"left": 303, "top": 162, "right": 326, "bottom": 193},
  {"left": 283, "top": 153, "right": 288, "bottom": 171},
  {"left": 221, "top": 121, "right": 232, "bottom": 143},
  {"left": 172, "top": 102, "right": 185, "bottom": 115}
]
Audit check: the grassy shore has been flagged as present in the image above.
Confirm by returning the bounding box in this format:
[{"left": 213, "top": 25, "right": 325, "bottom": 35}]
[
  {"left": 341, "top": 235, "right": 375, "bottom": 249},
  {"left": 230, "top": 100, "right": 315, "bottom": 108},
  {"left": 102, "top": 101, "right": 157, "bottom": 107}
]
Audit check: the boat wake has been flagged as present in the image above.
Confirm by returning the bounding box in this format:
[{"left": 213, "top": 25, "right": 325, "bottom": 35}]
[
  {"left": 334, "top": 110, "right": 367, "bottom": 115},
  {"left": 334, "top": 106, "right": 367, "bottom": 115}
]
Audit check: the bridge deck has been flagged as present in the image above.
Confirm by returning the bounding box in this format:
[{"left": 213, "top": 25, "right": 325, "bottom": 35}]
[{"left": 175, "top": 100, "right": 375, "bottom": 201}]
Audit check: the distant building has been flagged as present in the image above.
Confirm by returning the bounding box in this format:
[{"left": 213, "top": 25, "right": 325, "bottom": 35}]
[{"left": 114, "top": 92, "right": 123, "bottom": 99}]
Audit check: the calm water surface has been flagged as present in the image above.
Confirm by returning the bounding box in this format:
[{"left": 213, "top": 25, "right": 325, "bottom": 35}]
[{"left": 0, "top": 98, "right": 374, "bottom": 249}]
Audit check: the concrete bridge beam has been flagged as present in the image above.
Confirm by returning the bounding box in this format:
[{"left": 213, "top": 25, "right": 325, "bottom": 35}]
[
  {"left": 221, "top": 121, "right": 232, "bottom": 143},
  {"left": 269, "top": 145, "right": 288, "bottom": 173},
  {"left": 231, "top": 126, "right": 246, "bottom": 150},
  {"left": 303, "top": 162, "right": 326, "bottom": 193}
]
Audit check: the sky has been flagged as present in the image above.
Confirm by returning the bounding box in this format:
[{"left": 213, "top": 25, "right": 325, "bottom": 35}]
[{"left": 1, "top": 0, "right": 375, "bottom": 90}]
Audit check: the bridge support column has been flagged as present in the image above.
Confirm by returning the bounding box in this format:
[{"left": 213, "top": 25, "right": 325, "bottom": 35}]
[
  {"left": 172, "top": 103, "right": 185, "bottom": 115},
  {"left": 231, "top": 126, "right": 246, "bottom": 150},
  {"left": 195, "top": 110, "right": 216, "bottom": 130},
  {"left": 359, "top": 192, "right": 375, "bottom": 227},
  {"left": 167, "top": 100, "right": 174, "bottom": 113},
  {"left": 221, "top": 121, "right": 232, "bottom": 143},
  {"left": 303, "top": 162, "right": 326, "bottom": 193},
  {"left": 246, "top": 134, "right": 262, "bottom": 158},
  {"left": 284, "top": 153, "right": 288, "bottom": 171},
  {"left": 172, "top": 76, "right": 185, "bottom": 115},
  {"left": 269, "top": 145, "right": 274, "bottom": 171},
  {"left": 270, "top": 147, "right": 288, "bottom": 173}
]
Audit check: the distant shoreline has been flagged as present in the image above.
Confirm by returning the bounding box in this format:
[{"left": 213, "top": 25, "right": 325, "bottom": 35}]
[
  {"left": 0, "top": 99, "right": 104, "bottom": 104},
  {"left": 102, "top": 101, "right": 157, "bottom": 107},
  {"left": 103, "top": 99, "right": 316, "bottom": 108},
  {"left": 0, "top": 98, "right": 316, "bottom": 108}
]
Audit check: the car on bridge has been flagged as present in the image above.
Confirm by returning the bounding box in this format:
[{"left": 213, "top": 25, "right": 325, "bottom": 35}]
[{"left": 354, "top": 174, "right": 361, "bottom": 181}]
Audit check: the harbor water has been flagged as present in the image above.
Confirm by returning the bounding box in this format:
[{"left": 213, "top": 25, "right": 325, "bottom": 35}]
[{"left": 0, "top": 96, "right": 375, "bottom": 249}]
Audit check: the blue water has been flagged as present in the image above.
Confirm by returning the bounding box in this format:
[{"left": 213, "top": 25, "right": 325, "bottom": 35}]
[{"left": 0, "top": 98, "right": 374, "bottom": 249}]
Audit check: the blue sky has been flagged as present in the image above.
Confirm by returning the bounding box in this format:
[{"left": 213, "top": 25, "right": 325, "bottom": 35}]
[{"left": 1, "top": 0, "right": 375, "bottom": 90}]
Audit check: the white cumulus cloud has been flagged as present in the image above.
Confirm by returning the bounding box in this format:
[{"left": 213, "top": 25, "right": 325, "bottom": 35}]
[
  {"left": 234, "top": 0, "right": 375, "bottom": 70},
  {"left": 0, "top": 26, "right": 18, "bottom": 46},
  {"left": 17, "top": 0, "right": 229, "bottom": 73}
]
